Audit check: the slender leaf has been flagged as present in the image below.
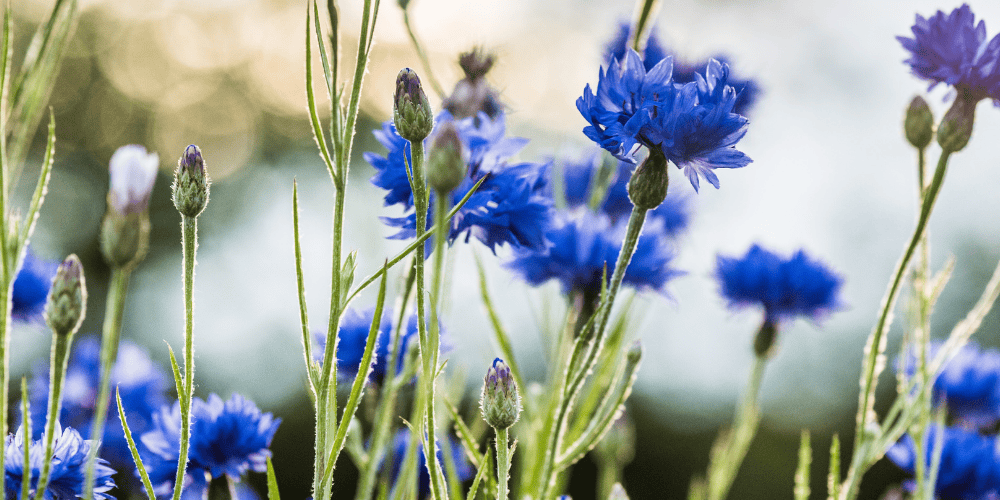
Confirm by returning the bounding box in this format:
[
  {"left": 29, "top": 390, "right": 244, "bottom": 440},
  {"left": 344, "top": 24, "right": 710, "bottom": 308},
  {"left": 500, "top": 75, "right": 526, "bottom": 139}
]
[
  {"left": 19, "top": 109, "right": 55, "bottom": 247},
  {"left": 473, "top": 253, "right": 524, "bottom": 397},
  {"left": 465, "top": 449, "right": 491, "bottom": 500},
  {"left": 266, "top": 457, "right": 281, "bottom": 500},
  {"left": 292, "top": 181, "right": 317, "bottom": 392},
  {"left": 117, "top": 389, "right": 156, "bottom": 500},
  {"left": 794, "top": 431, "right": 811, "bottom": 500},
  {"left": 166, "top": 344, "right": 183, "bottom": 401},
  {"left": 827, "top": 434, "right": 840, "bottom": 500},
  {"left": 305, "top": 2, "right": 338, "bottom": 184},
  {"left": 20, "top": 379, "right": 31, "bottom": 500}
]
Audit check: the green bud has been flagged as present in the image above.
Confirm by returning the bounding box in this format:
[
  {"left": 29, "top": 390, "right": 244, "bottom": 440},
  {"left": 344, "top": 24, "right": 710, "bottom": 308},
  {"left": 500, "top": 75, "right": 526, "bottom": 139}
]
[
  {"left": 100, "top": 211, "right": 150, "bottom": 269},
  {"left": 393, "top": 68, "right": 434, "bottom": 142},
  {"left": 937, "top": 95, "right": 977, "bottom": 153},
  {"left": 172, "top": 145, "right": 211, "bottom": 217},
  {"left": 44, "top": 255, "right": 87, "bottom": 336},
  {"left": 626, "top": 148, "right": 669, "bottom": 211},
  {"left": 753, "top": 319, "right": 778, "bottom": 358},
  {"left": 480, "top": 358, "right": 521, "bottom": 429},
  {"left": 426, "top": 122, "right": 466, "bottom": 193},
  {"left": 904, "top": 96, "right": 934, "bottom": 149}
]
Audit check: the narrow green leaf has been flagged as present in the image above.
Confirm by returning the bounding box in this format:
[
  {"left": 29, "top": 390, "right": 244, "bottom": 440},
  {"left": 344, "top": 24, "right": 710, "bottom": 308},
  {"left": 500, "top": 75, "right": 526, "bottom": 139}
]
[
  {"left": 311, "top": 0, "right": 333, "bottom": 101},
  {"left": 292, "top": 181, "right": 317, "bottom": 392},
  {"left": 827, "top": 434, "right": 840, "bottom": 500},
  {"left": 19, "top": 109, "right": 55, "bottom": 248},
  {"left": 473, "top": 253, "right": 524, "bottom": 397},
  {"left": 20, "top": 379, "right": 32, "bottom": 500},
  {"left": 464, "top": 447, "right": 491, "bottom": 500},
  {"left": 118, "top": 389, "right": 156, "bottom": 500},
  {"left": 794, "top": 431, "right": 811, "bottom": 500},
  {"left": 443, "top": 397, "right": 497, "bottom": 494},
  {"left": 266, "top": 457, "right": 281, "bottom": 500},
  {"left": 305, "top": 2, "right": 338, "bottom": 185},
  {"left": 166, "top": 344, "right": 183, "bottom": 402}
]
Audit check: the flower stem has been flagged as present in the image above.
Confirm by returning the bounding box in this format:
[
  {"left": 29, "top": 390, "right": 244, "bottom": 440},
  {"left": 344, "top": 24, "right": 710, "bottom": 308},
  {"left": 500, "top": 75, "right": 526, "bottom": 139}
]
[
  {"left": 34, "top": 328, "right": 76, "bottom": 500},
  {"left": 402, "top": 9, "right": 445, "bottom": 99},
  {"left": 172, "top": 215, "right": 199, "bottom": 500},
  {"left": 83, "top": 267, "right": 131, "bottom": 500},
  {"left": 705, "top": 354, "right": 768, "bottom": 500},
  {"left": 495, "top": 427, "right": 510, "bottom": 500}
]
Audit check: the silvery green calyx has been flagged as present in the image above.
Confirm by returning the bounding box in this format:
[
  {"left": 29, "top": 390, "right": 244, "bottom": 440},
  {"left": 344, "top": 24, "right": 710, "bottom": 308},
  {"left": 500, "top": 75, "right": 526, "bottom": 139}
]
[
  {"left": 172, "top": 144, "right": 211, "bottom": 217},
  {"left": 426, "top": 122, "right": 465, "bottom": 194},
  {"left": 393, "top": 68, "right": 433, "bottom": 142},
  {"left": 937, "top": 94, "right": 976, "bottom": 153},
  {"left": 481, "top": 357, "right": 521, "bottom": 429},
  {"left": 904, "top": 96, "right": 933, "bottom": 149},
  {"left": 100, "top": 145, "right": 158, "bottom": 268},
  {"left": 626, "top": 148, "right": 669, "bottom": 211},
  {"left": 44, "top": 255, "right": 87, "bottom": 336},
  {"left": 753, "top": 319, "right": 778, "bottom": 358}
]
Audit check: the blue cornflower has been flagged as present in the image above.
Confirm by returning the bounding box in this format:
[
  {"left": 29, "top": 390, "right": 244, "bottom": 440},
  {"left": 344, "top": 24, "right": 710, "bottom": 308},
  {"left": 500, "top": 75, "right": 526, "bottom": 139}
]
[
  {"left": 12, "top": 251, "right": 58, "bottom": 322},
  {"left": 141, "top": 394, "right": 280, "bottom": 498},
  {"left": 887, "top": 425, "right": 1000, "bottom": 500},
  {"left": 4, "top": 424, "right": 116, "bottom": 500},
  {"left": 28, "top": 336, "right": 167, "bottom": 485},
  {"left": 715, "top": 244, "right": 843, "bottom": 323},
  {"left": 365, "top": 111, "right": 552, "bottom": 253},
  {"left": 898, "top": 4, "right": 1000, "bottom": 103},
  {"left": 898, "top": 341, "right": 1000, "bottom": 429},
  {"left": 385, "top": 429, "right": 473, "bottom": 499},
  {"left": 604, "top": 21, "right": 760, "bottom": 115},
  {"left": 578, "top": 49, "right": 751, "bottom": 192},
  {"left": 313, "top": 307, "right": 429, "bottom": 384}
]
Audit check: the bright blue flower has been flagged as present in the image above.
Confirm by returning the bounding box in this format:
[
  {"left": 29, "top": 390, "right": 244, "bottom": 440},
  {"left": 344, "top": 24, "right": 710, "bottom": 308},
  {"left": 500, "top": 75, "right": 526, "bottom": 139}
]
[
  {"left": 604, "top": 22, "right": 760, "bottom": 115},
  {"left": 141, "top": 394, "right": 280, "bottom": 499},
  {"left": 715, "top": 244, "right": 843, "bottom": 323},
  {"left": 887, "top": 425, "right": 1000, "bottom": 500},
  {"left": 4, "top": 424, "right": 116, "bottom": 500},
  {"left": 365, "top": 111, "right": 552, "bottom": 253},
  {"left": 386, "top": 429, "right": 473, "bottom": 499},
  {"left": 897, "top": 4, "right": 1000, "bottom": 103},
  {"left": 12, "top": 251, "right": 58, "bottom": 322},
  {"left": 313, "top": 307, "right": 430, "bottom": 384},
  {"left": 28, "top": 336, "right": 167, "bottom": 488},
  {"left": 578, "top": 49, "right": 751, "bottom": 192},
  {"left": 898, "top": 341, "right": 1000, "bottom": 429}
]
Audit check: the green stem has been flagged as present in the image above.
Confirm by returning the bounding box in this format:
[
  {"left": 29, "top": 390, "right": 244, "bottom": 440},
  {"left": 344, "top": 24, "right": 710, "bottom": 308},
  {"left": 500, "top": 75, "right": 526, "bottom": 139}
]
[
  {"left": 83, "top": 267, "right": 131, "bottom": 500},
  {"left": 402, "top": 9, "right": 445, "bottom": 99},
  {"left": 495, "top": 428, "right": 510, "bottom": 500},
  {"left": 629, "top": 0, "right": 662, "bottom": 52},
  {"left": 705, "top": 355, "right": 768, "bottom": 500},
  {"left": 33, "top": 330, "right": 76, "bottom": 500},
  {"left": 597, "top": 460, "right": 618, "bottom": 500},
  {"left": 0, "top": 281, "right": 11, "bottom": 500},
  {"left": 172, "top": 215, "right": 198, "bottom": 500},
  {"left": 843, "top": 150, "right": 951, "bottom": 500}
]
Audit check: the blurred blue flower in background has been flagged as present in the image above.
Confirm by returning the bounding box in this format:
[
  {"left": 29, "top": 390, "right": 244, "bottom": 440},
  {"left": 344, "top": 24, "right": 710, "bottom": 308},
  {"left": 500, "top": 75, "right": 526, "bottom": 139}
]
[
  {"left": 715, "top": 244, "right": 843, "bottom": 323},
  {"left": 3, "top": 424, "right": 116, "bottom": 500},
  {"left": 12, "top": 251, "right": 58, "bottom": 322},
  {"left": 385, "top": 428, "right": 472, "bottom": 499},
  {"left": 897, "top": 4, "right": 1000, "bottom": 103},
  {"left": 887, "top": 425, "right": 1000, "bottom": 500},
  {"left": 898, "top": 341, "right": 1000, "bottom": 429}
]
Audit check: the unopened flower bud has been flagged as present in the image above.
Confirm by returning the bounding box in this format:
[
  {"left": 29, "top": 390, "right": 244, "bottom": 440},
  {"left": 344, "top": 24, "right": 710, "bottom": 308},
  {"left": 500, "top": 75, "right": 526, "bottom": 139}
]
[
  {"left": 627, "top": 149, "right": 669, "bottom": 211},
  {"left": 937, "top": 95, "right": 976, "bottom": 153},
  {"left": 480, "top": 358, "right": 521, "bottom": 429},
  {"left": 44, "top": 255, "right": 86, "bottom": 335},
  {"left": 393, "top": 69, "right": 433, "bottom": 142},
  {"left": 442, "top": 48, "right": 503, "bottom": 120},
  {"left": 753, "top": 319, "right": 778, "bottom": 358},
  {"left": 102, "top": 146, "right": 157, "bottom": 268},
  {"left": 426, "top": 123, "right": 466, "bottom": 194},
  {"left": 172, "top": 145, "right": 211, "bottom": 217},
  {"left": 904, "top": 96, "right": 934, "bottom": 150}
]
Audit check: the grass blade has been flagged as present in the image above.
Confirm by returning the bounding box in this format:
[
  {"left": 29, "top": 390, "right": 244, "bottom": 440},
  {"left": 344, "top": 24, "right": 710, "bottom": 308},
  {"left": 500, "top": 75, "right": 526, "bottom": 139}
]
[{"left": 117, "top": 388, "right": 156, "bottom": 500}]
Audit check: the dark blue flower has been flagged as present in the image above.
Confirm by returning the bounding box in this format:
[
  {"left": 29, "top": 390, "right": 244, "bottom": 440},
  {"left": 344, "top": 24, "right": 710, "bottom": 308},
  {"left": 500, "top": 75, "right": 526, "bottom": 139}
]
[
  {"left": 898, "top": 341, "right": 1000, "bottom": 429},
  {"left": 897, "top": 4, "right": 1000, "bottom": 103},
  {"left": 385, "top": 428, "right": 473, "bottom": 499},
  {"left": 887, "top": 425, "right": 1000, "bottom": 500},
  {"left": 28, "top": 336, "right": 167, "bottom": 488},
  {"left": 604, "top": 21, "right": 760, "bottom": 115},
  {"left": 4, "top": 424, "right": 116, "bottom": 500},
  {"left": 715, "top": 244, "right": 843, "bottom": 323},
  {"left": 12, "top": 251, "right": 58, "bottom": 322},
  {"left": 141, "top": 394, "right": 280, "bottom": 499},
  {"left": 365, "top": 111, "right": 552, "bottom": 253},
  {"left": 313, "top": 307, "right": 429, "bottom": 384}
]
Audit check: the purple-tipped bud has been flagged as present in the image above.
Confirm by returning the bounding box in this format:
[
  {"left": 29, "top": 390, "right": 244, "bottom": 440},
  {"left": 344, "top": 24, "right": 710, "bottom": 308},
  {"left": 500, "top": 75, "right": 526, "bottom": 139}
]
[
  {"left": 426, "top": 123, "right": 466, "bottom": 193},
  {"left": 480, "top": 358, "right": 521, "bottom": 429},
  {"left": 937, "top": 95, "right": 976, "bottom": 152},
  {"left": 172, "top": 144, "right": 211, "bottom": 217},
  {"left": 904, "top": 96, "right": 934, "bottom": 150},
  {"left": 44, "top": 255, "right": 87, "bottom": 335},
  {"left": 108, "top": 145, "right": 159, "bottom": 215},
  {"left": 393, "top": 68, "right": 433, "bottom": 142},
  {"left": 443, "top": 49, "right": 503, "bottom": 120},
  {"left": 627, "top": 148, "right": 669, "bottom": 211}
]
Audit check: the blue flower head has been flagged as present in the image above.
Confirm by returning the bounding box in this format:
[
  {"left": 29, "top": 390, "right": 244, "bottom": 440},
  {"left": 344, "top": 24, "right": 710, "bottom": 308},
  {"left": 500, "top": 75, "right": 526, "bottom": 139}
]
[
  {"left": 715, "top": 244, "right": 843, "bottom": 323},
  {"left": 887, "top": 425, "right": 1000, "bottom": 500},
  {"left": 4, "top": 424, "right": 116, "bottom": 500},
  {"left": 365, "top": 111, "right": 552, "bottom": 253},
  {"left": 604, "top": 21, "right": 760, "bottom": 115},
  {"left": 898, "top": 4, "right": 1000, "bottom": 103},
  {"left": 386, "top": 429, "right": 473, "bottom": 499},
  {"left": 898, "top": 341, "right": 1000, "bottom": 429},
  {"left": 28, "top": 336, "right": 167, "bottom": 485},
  {"left": 141, "top": 394, "right": 280, "bottom": 499},
  {"left": 12, "top": 251, "right": 58, "bottom": 322},
  {"left": 578, "top": 49, "right": 751, "bottom": 192}
]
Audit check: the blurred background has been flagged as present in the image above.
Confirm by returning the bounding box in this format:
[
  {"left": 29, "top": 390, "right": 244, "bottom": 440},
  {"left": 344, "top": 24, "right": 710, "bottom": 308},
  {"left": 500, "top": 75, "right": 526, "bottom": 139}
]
[{"left": 7, "top": 0, "right": 1000, "bottom": 498}]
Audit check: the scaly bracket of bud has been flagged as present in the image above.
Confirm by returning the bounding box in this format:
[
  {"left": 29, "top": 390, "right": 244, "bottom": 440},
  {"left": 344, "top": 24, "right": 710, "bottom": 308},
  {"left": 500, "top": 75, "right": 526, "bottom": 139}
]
[
  {"left": 627, "top": 148, "right": 669, "bottom": 211},
  {"left": 937, "top": 94, "right": 976, "bottom": 153},
  {"left": 393, "top": 68, "right": 434, "bottom": 143},
  {"left": 481, "top": 357, "right": 521, "bottom": 429},
  {"left": 44, "top": 255, "right": 87, "bottom": 336},
  {"left": 426, "top": 122, "right": 466, "bottom": 194},
  {"left": 904, "top": 96, "right": 934, "bottom": 150},
  {"left": 172, "top": 145, "right": 211, "bottom": 218}
]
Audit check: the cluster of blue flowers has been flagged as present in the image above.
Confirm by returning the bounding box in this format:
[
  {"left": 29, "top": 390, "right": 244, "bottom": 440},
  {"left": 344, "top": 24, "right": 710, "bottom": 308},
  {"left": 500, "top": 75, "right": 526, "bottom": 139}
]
[
  {"left": 366, "top": 111, "right": 552, "bottom": 253},
  {"left": 889, "top": 342, "right": 1000, "bottom": 498},
  {"left": 11, "top": 251, "right": 58, "bottom": 323},
  {"left": 507, "top": 151, "right": 687, "bottom": 300},
  {"left": 898, "top": 4, "right": 1000, "bottom": 104},
  {"left": 3, "top": 425, "right": 116, "bottom": 500}
]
